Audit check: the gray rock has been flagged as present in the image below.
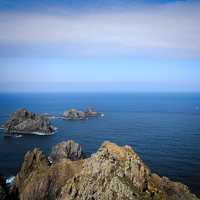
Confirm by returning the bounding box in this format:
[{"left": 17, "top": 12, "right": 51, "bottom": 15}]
[
  {"left": 3, "top": 108, "right": 54, "bottom": 135},
  {"left": 50, "top": 140, "right": 83, "bottom": 161},
  {"left": 63, "top": 107, "right": 99, "bottom": 120},
  {"left": 63, "top": 109, "right": 86, "bottom": 120}
]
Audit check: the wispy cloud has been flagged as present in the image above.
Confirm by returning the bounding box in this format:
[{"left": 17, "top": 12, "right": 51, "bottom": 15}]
[{"left": 0, "top": 1, "right": 200, "bottom": 58}]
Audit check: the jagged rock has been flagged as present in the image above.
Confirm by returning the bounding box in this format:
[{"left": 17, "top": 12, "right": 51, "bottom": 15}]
[
  {"left": 10, "top": 148, "right": 50, "bottom": 197},
  {"left": 10, "top": 148, "right": 83, "bottom": 200},
  {"left": 50, "top": 140, "right": 84, "bottom": 161},
  {"left": 3, "top": 108, "right": 54, "bottom": 135},
  {"left": 10, "top": 141, "right": 200, "bottom": 200},
  {"left": 84, "top": 107, "right": 98, "bottom": 117},
  {"left": 58, "top": 141, "right": 199, "bottom": 200},
  {"left": 63, "top": 109, "right": 86, "bottom": 120}
]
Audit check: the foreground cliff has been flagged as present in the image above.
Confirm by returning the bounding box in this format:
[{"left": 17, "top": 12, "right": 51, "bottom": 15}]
[{"left": 9, "top": 140, "right": 199, "bottom": 200}]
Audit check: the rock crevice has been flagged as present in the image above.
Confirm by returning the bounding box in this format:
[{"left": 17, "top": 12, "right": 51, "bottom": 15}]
[{"left": 9, "top": 141, "right": 200, "bottom": 200}]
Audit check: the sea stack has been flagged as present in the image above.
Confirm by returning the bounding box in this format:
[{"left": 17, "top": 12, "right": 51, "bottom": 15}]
[{"left": 3, "top": 108, "right": 54, "bottom": 135}]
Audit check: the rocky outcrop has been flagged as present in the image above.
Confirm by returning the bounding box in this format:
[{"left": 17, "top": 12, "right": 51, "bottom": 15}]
[
  {"left": 10, "top": 148, "right": 83, "bottom": 200},
  {"left": 84, "top": 107, "right": 98, "bottom": 117},
  {"left": 10, "top": 141, "right": 199, "bottom": 200},
  {"left": 58, "top": 141, "right": 199, "bottom": 200},
  {"left": 63, "top": 107, "right": 98, "bottom": 120},
  {"left": 3, "top": 108, "right": 54, "bottom": 135},
  {"left": 63, "top": 109, "right": 86, "bottom": 120},
  {"left": 50, "top": 140, "right": 84, "bottom": 161}
]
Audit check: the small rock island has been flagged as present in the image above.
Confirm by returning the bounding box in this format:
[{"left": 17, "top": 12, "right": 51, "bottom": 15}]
[
  {"left": 63, "top": 107, "right": 98, "bottom": 120},
  {"left": 3, "top": 108, "right": 54, "bottom": 135},
  {"left": 4, "top": 140, "right": 199, "bottom": 200}
]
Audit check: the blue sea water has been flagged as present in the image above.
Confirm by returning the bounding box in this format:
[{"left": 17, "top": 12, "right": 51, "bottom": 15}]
[{"left": 0, "top": 92, "right": 200, "bottom": 195}]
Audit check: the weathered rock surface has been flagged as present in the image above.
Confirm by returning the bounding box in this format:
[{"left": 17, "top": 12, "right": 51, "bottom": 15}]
[
  {"left": 58, "top": 141, "right": 199, "bottom": 200},
  {"left": 9, "top": 141, "right": 199, "bottom": 200},
  {"left": 50, "top": 140, "right": 84, "bottom": 161},
  {"left": 10, "top": 148, "right": 83, "bottom": 200},
  {"left": 3, "top": 108, "right": 54, "bottom": 135}
]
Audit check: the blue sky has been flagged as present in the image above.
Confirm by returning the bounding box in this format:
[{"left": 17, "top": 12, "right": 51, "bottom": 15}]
[{"left": 0, "top": 0, "right": 200, "bottom": 92}]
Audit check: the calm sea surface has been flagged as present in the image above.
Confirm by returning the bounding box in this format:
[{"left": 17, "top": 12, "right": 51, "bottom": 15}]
[{"left": 0, "top": 93, "right": 200, "bottom": 195}]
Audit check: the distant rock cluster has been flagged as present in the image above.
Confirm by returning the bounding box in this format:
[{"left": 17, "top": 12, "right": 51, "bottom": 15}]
[
  {"left": 2, "top": 140, "right": 199, "bottom": 200},
  {"left": 63, "top": 107, "right": 98, "bottom": 120},
  {"left": 3, "top": 108, "right": 54, "bottom": 135},
  {"left": 2, "top": 107, "right": 101, "bottom": 136}
]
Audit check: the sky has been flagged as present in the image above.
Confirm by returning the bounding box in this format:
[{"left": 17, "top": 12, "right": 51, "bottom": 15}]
[{"left": 0, "top": 0, "right": 200, "bottom": 92}]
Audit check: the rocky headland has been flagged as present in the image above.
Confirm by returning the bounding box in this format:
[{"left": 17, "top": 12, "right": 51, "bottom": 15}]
[
  {"left": 3, "top": 140, "right": 199, "bottom": 200},
  {"left": 3, "top": 108, "right": 54, "bottom": 136},
  {"left": 62, "top": 107, "right": 99, "bottom": 120}
]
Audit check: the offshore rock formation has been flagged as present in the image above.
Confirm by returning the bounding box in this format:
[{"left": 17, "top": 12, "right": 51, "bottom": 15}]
[
  {"left": 63, "top": 107, "right": 98, "bottom": 120},
  {"left": 84, "top": 107, "right": 98, "bottom": 117},
  {"left": 10, "top": 141, "right": 199, "bottom": 200},
  {"left": 63, "top": 109, "right": 86, "bottom": 120},
  {"left": 3, "top": 108, "right": 54, "bottom": 135},
  {"left": 50, "top": 140, "right": 84, "bottom": 161}
]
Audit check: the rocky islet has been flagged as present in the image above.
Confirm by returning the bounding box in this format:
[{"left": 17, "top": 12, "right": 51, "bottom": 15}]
[{"left": 3, "top": 108, "right": 54, "bottom": 135}]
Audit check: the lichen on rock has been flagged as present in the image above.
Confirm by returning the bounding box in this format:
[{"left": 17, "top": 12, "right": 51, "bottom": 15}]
[{"left": 9, "top": 141, "right": 200, "bottom": 200}]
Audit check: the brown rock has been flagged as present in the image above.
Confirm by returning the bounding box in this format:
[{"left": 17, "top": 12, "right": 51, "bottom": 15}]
[
  {"left": 11, "top": 148, "right": 83, "bottom": 200},
  {"left": 10, "top": 141, "right": 200, "bottom": 200}
]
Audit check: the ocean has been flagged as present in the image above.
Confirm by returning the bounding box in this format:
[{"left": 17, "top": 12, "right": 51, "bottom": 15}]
[{"left": 0, "top": 93, "right": 200, "bottom": 196}]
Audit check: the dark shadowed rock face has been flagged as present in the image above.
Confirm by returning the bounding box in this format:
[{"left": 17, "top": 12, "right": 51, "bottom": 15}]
[
  {"left": 3, "top": 108, "right": 54, "bottom": 135},
  {"left": 10, "top": 141, "right": 200, "bottom": 200},
  {"left": 50, "top": 140, "right": 84, "bottom": 161},
  {"left": 0, "top": 176, "right": 8, "bottom": 200}
]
